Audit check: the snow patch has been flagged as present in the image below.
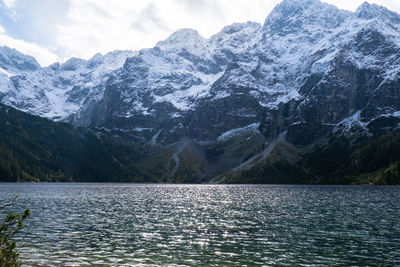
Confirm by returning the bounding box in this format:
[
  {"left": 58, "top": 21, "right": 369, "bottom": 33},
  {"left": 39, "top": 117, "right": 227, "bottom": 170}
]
[
  {"left": 212, "top": 91, "right": 231, "bottom": 100},
  {"left": 133, "top": 127, "right": 153, "bottom": 132},
  {"left": 334, "top": 111, "right": 368, "bottom": 132},
  {"left": 154, "top": 72, "right": 223, "bottom": 111},
  {"left": 0, "top": 67, "right": 13, "bottom": 77},
  {"left": 152, "top": 129, "right": 163, "bottom": 145},
  {"left": 217, "top": 123, "right": 260, "bottom": 142},
  {"left": 266, "top": 89, "right": 301, "bottom": 108}
]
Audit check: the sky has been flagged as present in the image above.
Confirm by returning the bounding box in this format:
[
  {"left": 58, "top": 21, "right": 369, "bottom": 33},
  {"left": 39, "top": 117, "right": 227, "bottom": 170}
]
[{"left": 1, "top": 0, "right": 400, "bottom": 66}]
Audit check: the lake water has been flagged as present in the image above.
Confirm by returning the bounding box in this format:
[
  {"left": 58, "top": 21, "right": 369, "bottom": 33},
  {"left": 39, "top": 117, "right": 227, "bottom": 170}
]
[{"left": 0, "top": 183, "right": 399, "bottom": 266}]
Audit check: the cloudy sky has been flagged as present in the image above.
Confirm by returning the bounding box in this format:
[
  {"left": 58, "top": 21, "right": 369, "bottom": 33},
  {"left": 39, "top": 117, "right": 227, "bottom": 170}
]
[{"left": 1, "top": 0, "right": 399, "bottom": 66}]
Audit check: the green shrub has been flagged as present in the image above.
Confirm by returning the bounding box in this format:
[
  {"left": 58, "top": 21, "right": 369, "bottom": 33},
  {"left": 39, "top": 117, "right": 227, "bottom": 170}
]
[{"left": 0, "top": 195, "right": 30, "bottom": 267}]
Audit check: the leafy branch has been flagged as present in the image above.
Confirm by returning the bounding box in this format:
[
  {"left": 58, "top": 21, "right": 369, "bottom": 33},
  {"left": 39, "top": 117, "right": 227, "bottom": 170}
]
[{"left": 0, "top": 195, "right": 30, "bottom": 267}]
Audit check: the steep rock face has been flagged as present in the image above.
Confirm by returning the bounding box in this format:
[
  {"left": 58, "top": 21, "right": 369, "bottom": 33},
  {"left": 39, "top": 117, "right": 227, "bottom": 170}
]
[
  {"left": 251, "top": 1, "right": 400, "bottom": 139},
  {"left": 77, "top": 22, "right": 262, "bottom": 144}
]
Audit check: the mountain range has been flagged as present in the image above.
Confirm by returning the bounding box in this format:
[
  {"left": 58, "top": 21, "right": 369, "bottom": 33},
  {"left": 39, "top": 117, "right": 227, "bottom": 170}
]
[{"left": 1, "top": 0, "right": 400, "bottom": 184}]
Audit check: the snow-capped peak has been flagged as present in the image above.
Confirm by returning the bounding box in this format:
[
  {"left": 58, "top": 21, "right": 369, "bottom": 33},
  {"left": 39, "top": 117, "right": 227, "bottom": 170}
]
[
  {"left": 264, "top": 0, "right": 351, "bottom": 35},
  {"left": 0, "top": 48, "right": 136, "bottom": 121},
  {"left": 208, "top": 22, "right": 261, "bottom": 55},
  {"left": 273, "top": 0, "right": 321, "bottom": 10},
  {"left": 0, "top": 46, "right": 40, "bottom": 71},
  {"left": 355, "top": 2, "right": 400, "bottom": 23},
  {"left": 217, "top": 22, "right": 260, "bottom": 36},
  {"left": 156, "top": 29, "right": 207, "bottom": 53},
  {"left": 59, "top": 57, "right": 86, "bottom": 71}
]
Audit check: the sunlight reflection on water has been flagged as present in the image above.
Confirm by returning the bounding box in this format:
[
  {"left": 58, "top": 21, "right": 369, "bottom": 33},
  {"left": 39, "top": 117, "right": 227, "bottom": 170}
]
[{"left": 0, "top": 183, "right": 399, "bottom": 266}]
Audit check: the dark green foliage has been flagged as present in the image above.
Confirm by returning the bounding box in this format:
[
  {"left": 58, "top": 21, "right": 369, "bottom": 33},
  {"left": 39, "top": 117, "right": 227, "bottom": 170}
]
[
  {"left": 1, "top": 102, "right": 399, "bottom": 184},
  {"left": 348, "top": 131, "right": 400, "bottom": 174},
  {"left": 226, "top": 161, "right": 309, "bottom": 184},
  {"left": 229, "top": 130, "right": 400, "bottom": 185},
  {"left": 383, "top": 161, "right": 400, "bottom": 185},
  {"left": 0, "top": 104, "right": 139, "bottom": 182},
  {"left": 0, "top": 195, "right": 30, "bottom": 267},
  {"left": 304, "top": 136, "right": 351, "bottom": 176},
  {"left": 305, "top": 130, "right": 400, "bottom": 184},
  {"left": 0, "top": 104, "right": 202, "bottom": 183}
]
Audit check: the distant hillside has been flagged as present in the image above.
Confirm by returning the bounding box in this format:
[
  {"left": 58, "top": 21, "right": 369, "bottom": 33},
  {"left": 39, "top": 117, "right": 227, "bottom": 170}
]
[
  {"left": 223, "top": 130, "right": 400, "bottom": 185},
  {"left": 0, "top": 104, "right": 211, "bottom": 183},
  {"left": 0, "top": 104, "right": 141, "bottom": 182},
  {"left": 0, "top": 102, "right": 399, "bottom": 184}
]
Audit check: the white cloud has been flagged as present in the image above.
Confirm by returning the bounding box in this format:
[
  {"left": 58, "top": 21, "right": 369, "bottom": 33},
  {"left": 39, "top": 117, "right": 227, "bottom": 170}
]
[
  {"left": 325, "top": 0, "right": 400, "bottom": 12},
  {"left": 2, "top": 0, "right": 16, "bottom": 8},
  {"left": 54, "top": 0, "right": 400, "bottom": 60},
  {"left": 55, "top": 0, "right": 281, "bottom": 60},
  {"left": 0, "top": 31, "right": 59, "bottom": 66},
  {"left": 0, "top": 0, "right": 395, "bottom": 63},
  {"left": 0, "top": 24, "right": 6, "bottom": 34}
]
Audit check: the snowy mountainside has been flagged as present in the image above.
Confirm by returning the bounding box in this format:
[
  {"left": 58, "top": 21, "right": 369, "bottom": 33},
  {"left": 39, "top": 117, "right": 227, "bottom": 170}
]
[
  {"left": 0, "top": 46, "right": 40, "bottom": 72},
  {"left": 71, "top": 0, "right": 400, "bottom": 182},
  {"left": 0, "top": 48, "right": 136, "bottom": 120},
  {"left": 180, "top": 0, "right": 400, "bottom": 143},
  {"left": 75, "top": 21, "right": 262, "bottom": 140},
  {"left": 214, "top": 0, "right": 400, "bottom": 110},
  {"left": 1, "top": 0, "right": 400, "bottom": 182}
]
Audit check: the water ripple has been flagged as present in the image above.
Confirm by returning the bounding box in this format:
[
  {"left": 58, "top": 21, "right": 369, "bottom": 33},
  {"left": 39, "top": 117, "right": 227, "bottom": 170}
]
[{"left": 0, "top": 184, "right": 399, "bottom": 266}]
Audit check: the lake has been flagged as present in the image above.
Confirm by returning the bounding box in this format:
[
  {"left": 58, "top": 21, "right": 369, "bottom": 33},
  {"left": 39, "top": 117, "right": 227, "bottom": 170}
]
[{"left": 1, "top": 183, "right": 399, "bottom": 266}]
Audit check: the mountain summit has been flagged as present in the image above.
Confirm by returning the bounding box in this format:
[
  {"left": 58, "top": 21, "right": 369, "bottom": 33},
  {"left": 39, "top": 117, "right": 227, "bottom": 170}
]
[
  {"left": 0, "top": 46, "right": 40, "bottom": 71},
  {"left": 356, "top": 1, "right": 400, "bottom": 22},
  {"left": 264, "top": 0, "right": 351, "bottom": 34}
]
